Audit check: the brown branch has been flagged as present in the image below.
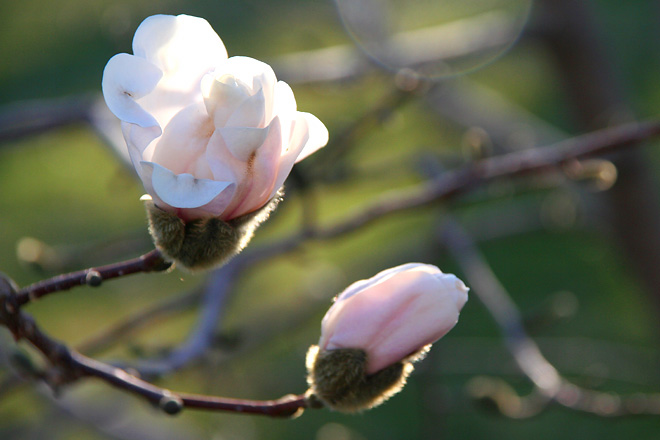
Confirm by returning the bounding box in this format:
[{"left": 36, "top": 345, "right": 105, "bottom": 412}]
[
  {"left": 15, "top": 118, "right": 660, "bottom": 310},
  {"left": 534, "top": 0, "right": 660, "bottom": 322},
  {"left": 128, "top": 118, "right": 660, "bottom": 375},
  {"left": 14, "top": 249, "right": 171, "bottom": 307},
  {"left": 2, "top": 118, "right": 660, "bottom": 416},
  {"left": 0, "top": 276, "right": 308, "bottom": 417},
  {"left": 309, "top": 119, "right": 660, "bottom": 239},
  {"left": 178, "top": 392, "right": 307, "bottom": 417},
  {"left": 0, "top": 95, "right": 94, "bottom": 144},
  {"left": 441, "top": 220, "right": 660, "bottom": 417}
]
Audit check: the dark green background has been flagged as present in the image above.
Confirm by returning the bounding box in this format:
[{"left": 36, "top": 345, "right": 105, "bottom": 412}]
[{"left": 1, "top": 0, "right": 660, "bottom": 438}]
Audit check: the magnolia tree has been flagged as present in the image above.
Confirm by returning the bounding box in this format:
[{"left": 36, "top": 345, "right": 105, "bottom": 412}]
[{"left": 2, "top": 3, "right": 660, "bottom": 437}]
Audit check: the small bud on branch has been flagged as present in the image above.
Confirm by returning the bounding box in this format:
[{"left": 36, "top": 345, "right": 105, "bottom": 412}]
[{"left": 306, "top": 263, "right": 468, "bottom": 412}]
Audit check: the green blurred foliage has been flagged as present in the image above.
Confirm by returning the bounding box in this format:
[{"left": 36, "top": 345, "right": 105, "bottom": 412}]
[{"left": 1, "top": 0, "right": 660, "bottom": 439}]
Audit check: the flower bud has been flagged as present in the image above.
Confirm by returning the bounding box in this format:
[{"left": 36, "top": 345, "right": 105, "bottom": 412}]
[
  {"left": 144, "top": 190, "right": 281, "bottom": 270},
  {"left": 306, "top": 263, "right": 468, "bottom": 412}
]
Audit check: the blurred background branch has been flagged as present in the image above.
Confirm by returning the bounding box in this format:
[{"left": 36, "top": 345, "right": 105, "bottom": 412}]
[{"left": 1, "top": 0, "right": 660, "bottom": 439}]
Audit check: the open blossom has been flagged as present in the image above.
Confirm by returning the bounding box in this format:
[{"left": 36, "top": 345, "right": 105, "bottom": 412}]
[
  {"left": 102, "top": 14, "right": 328, "bottom": 222},
  {"left": 319, "top": 263, "right": 468, "bottom": 374}
]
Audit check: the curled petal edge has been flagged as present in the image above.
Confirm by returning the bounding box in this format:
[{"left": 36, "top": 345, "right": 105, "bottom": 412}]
[
  {"left": 295, "top": 112, "right": 329, "bottom": 163},
  {"left": 142, "top": 161, "right": 233, "bottom": 209},
  {"left": 102, "top": 53, "right": 163, "bottom": 129}
]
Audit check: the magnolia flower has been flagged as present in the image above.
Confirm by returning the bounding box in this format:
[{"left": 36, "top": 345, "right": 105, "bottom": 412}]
[
  {"left": 101, "top": 14, "right": 328, "bottom": 269},
  {"left": 102, "top": 14, "right": 328, "bottom": 222},
  {"left": 306, "top": 263, "right": 468, "bottom": 412}
]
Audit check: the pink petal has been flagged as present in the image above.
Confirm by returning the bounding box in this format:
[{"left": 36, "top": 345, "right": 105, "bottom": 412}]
[
  {"left": 148, "top": 102, "right": 214, "bottom": 177},
  {"left": 219, "top": 125, "right": 271, "bottom": 162},
  {"left": 319, "top": 264, "right": 468, "bottom": 374},
  {"left": 222, "top": 117, "right": 283, "bottom": 219}
]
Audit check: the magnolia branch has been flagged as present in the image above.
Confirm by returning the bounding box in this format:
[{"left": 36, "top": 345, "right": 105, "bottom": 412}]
[
  {"left": 14, "top": 119, "right": 660, "bottom": 308},
  {"left": 3, "top": 118, "right": 660, "bottom": 416},
  {"left": 0, "top": 275, "right": 307, "bottom": 417},
  {"left": 309, "top": 119, "right": 660, "bottom": 239},
  {"left": 14, "top": 249, "right": 170, "bottom": 307},
  {"left": 441, "top": 220, "right": 660, "bottom": 417}
]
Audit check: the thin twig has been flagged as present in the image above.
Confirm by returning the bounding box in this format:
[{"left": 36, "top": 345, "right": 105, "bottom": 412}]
[
  {"left": 76, "top": 288, "right": 202, "bottom": 356},
  {"left": 118, "top": 118, "right": 660, "bottom": 376},
  {"left": 306, "top": 86, "right": 416, "bottom": 180},
  {"left": 2, "top": 118, "right": 660, "bottom": 416},
  {"left": 0, "top": 95, "right": 95, "bottom": 144},
  {"left": 441, "top": 220, "right": 660, "bottom": 417},
  {"left": 309, "top": 119, "right": 660, "bottom": 239},
  {"left": 15, "top": 119, "right": 660, "bottom": 310},
  {"left": 122, "top": 259, "right": 241, "bottom": 377},
  {"left": 15, "top": 249, "right": 170, "bottom": 307},
  {"left": 178, "top": 392, "right": 307, "bottom": 416},
  {"left": 0, "top": 279, "right": 309, "bottom": 417}
]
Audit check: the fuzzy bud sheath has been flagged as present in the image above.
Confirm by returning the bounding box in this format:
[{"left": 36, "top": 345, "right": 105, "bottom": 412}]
[
  {"left": 306, "top": 263, "right": 468, "bottom": 412},
  {"left": 305, "top": 345, "right": 429, "bottom": 413},
  {"left": 144, "top": 190, "right": 281, "bottom": 270}
]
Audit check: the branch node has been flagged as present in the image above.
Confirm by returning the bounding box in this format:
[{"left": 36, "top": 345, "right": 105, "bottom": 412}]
[
  {"left": 53, "top": 342, "right": 73, "bottom": 365},
  {"left": 151, "top": 259, "right": 173, "bottom": 273},
  {"left": 20, "top": 314, "right": 36, "bottom": 338},
  {"left": 85, "top": 270, "right": 103, "bottom": 287},
  {"left": 0, "top": 274, "right": 21, "bottom": 337},
  {"left": 304, "top": 390, "right": 326, "bottom": 409},
  {"left": 3, "top": 300, "right": 16, "bottom": 315},
  {"left": 159, "top": 393, "right": 184, "bottom": 415}
]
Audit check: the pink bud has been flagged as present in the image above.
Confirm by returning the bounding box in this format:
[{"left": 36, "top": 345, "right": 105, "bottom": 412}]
[{"left": 318, "top": 263, "right": 468, "bottom": 375}]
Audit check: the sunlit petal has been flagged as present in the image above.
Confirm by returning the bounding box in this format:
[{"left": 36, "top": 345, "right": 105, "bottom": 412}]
[
  {"left": 143, "top": 161, "right": 232, "bottom": 209},
  {"left": 219, "top": 125, "right": 271, "bottom": 162},
  {"left": 102, "top": 53, "right": 162, "bottom": 129}
]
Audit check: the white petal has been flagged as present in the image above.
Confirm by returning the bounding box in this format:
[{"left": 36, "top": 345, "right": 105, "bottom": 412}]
[
  {"left": 102, "top": 53, "right": 163, "bottom": 128},
  {"left": 225, "top": 87, "right": 266, "bottom": 128},
  {"left": 142, "top": 161, "right": 232, "bottom": 209},
  {"left": 219, "top": 125, "right": 270, "bottom": 162},
  {"left": 132, "top": 15, "right": 227, "bottom": 78},
  {"left": 434, "top": 273, "right": 469, "bottom": 309},
  {"left": 149, "top": 102, "right": 214, "bottom": 176},
  {"left": 320, "top": 266, "right": 467, "bottom": 374},
  {"left": 205, "top": 130, "right": 243, "bottom": 183},
  {"left": 202, "top": 73, "right": 251, "bottom": 127},
  {"left": 273, "top": 81, "right": 297, "bottom": 113},
  {"left": 269, "top": 111, "right": 327, "bottom": 194},
  {"left": 122, "top": 122, "right": 157, "bottom": 191},
  {"left": 295, "top": 112, "right": 329, "bottom": 162},
  {"left": 272, "top": 81, "right": 297, "bottom": 127},
  {"left": 270, "top": 81, "right": 297, "bottom": 147},
  {"left": 221, "top": 56, "right": 276, "bottom": 95},
  {"left": 121, "top": 120, "right": 162, "bottom": 152},
  {"left": 221, "top": 56, "right": 278, "bottom": 122}
]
